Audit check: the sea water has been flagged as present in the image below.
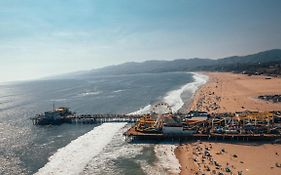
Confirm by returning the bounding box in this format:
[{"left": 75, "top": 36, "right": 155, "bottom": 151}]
[{"left": 0, "top": 72, "right": 208, "bottom": 175}]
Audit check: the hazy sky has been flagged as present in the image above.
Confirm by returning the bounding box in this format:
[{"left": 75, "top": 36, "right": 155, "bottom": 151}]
[{"left": 0, "top": 0, "right": 281, "bottom": 82}]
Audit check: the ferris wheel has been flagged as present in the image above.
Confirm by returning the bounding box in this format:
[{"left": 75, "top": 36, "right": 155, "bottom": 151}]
[{"left": 151, "top": 102, "right": 172, "bottom": 114}]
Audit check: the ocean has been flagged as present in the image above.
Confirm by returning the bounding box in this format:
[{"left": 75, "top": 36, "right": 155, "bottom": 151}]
[{"left": 0, "top": 72, "right": 208, "bottom": 175}]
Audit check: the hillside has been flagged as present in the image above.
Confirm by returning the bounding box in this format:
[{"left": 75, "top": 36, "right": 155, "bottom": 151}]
[
  {"left": 199, "top": 49, "right": 281, "bottom": 75},
  {"left": 53, "top": 49, "right": 281, "bottom": 79}
]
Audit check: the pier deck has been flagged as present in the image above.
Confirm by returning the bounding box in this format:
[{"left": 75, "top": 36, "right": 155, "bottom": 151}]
[
  {"left": 124, "top": 127, "right": 281, "bottom": 142},
  {"left": 32, "top": 114, "right": 142, "bottom": 125},
  {"left": 65, "top": 114, "right": 141, "bottom": 124}
]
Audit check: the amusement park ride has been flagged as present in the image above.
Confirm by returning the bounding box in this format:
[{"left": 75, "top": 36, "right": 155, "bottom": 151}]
[
  {"left": 133, "top": 102, "right": 281, "bottom": 136},
  {"left": 135, "top": 102, "right": 173, "bottom": 133},
  {"left": 134, "top": 102, "right": 210, "bottom": 134}
]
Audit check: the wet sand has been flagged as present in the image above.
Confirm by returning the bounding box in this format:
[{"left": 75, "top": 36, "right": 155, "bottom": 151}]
[{"left": 176, "top": 72, "right": 281, "bottom": 175}]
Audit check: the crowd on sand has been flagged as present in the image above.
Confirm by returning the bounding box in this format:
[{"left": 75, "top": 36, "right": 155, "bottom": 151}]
[{"left": 175, "top": 72, "right": 281, "bottom": 175}]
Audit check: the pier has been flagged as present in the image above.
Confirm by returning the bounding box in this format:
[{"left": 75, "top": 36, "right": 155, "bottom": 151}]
[
  {"left": 122, "top": 105, "right": 281, "bottom": 142},
  {"left": 124, "top": 127, "right": 281, "bottom": 142},
  {"left": 31, "top": 105, "right": 281, "bottom": 142},
  {"left": 32, "top": 113, "right": 141, "bottom": 125},
  {"left": 64, "top": 114, "right": 141, "bottom": 124},
  {"left": 31, "top": 106, "right": 142, "bottom": 125}
]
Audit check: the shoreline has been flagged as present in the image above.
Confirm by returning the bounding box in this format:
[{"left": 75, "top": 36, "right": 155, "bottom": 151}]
[
  {"left": 179, "top": 72, "right": 209, "bottom": 113},
  {"left": 189, "top": 72, "right": 281, "bottom": 113},
  {"left": 175, "top": 72, "right": 281, "bottom": 175}
]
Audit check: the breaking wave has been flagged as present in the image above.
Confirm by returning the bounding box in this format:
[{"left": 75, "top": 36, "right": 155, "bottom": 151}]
[
  {"left": 128, "top": 104, "right": 152, "bottom": 115},
  {"left": 113, "top": 89, "right": 126, "bottom": 93},
  {"left": 77, "top": 91, "right": 102, "bottom": 97},
  {"left": 164, "top": 72, "right": 208, "bottom": 112},
  {"left": 154, "top": 144, "right": 181, "bottom": 175},
  {"left": 35, "top": 123, "right": 126, "bottom": 175},
  {"left": 82, "top": 125, "right": 146, "bottom": 175},
  {"left": 130, "top": 72, "right": 208, "bottom": 114}
]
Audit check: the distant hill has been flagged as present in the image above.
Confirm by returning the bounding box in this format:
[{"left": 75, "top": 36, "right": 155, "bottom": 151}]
[
  {"left": 90, "top": 58, "right": 215, "bottom": 75},
  {"left": 217, "top": 49, "right": 281, "bottom": 64},
  {"left": 199, "top": 49, "right": 281, "bottom": 75},
  {"left": 54, "top": 49, "right": 281, "bottom": 79}
]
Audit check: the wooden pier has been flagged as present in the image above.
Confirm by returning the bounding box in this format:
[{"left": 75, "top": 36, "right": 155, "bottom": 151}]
[
  {"left": 124, "top": 127, "right": 281, "bottom": 142},
  {"left": 31, "top": 106, "right": 281, "bottom": 143},
  {"left": 32, "top": 113, "right": 141, "bottom": 125},
  {"left": 64, "top": 114, "right": 141, "bottom": 124}
]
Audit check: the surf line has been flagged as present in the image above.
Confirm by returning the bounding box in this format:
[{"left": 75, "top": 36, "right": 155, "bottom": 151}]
[
  {"left": 35, "top": 123, "right": 126, "bottom": 175},
  {"left": 130, "top": 72, "right": 208, "bottom": 115}
]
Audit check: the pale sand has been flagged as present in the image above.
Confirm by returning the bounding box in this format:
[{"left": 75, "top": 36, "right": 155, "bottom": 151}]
[
  {"left": 175, "top": 72, "right": 281, "bottom": 175},
  {"left": 175, "top": 144, "right": 199, "bottom": 175},
  {"left": 189, "top": 72, "right": 281, "bottom": 113},
  {"left": 176, "top": 141, "right": 281, "bottom": 175}
]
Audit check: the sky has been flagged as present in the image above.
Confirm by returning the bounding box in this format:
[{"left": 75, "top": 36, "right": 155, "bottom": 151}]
[{"left": 0, "top": 0, "right": 281, "bottom": 82}]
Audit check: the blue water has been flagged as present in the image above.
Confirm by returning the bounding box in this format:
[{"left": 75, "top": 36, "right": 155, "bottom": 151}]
[{"left": 0, "top": 72, "right": 195, "bottom": 175}]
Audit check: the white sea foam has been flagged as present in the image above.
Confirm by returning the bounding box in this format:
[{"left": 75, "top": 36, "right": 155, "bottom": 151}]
[
  {"left": 80, "top": 125, "right": 178, "bottom": 175},
  {"left": 129, "top": 72, "right": 208, "bottom": 115},
  {"left": 35, "top": 123, "right": 126, "bottom": 175},
  {"left": 83, "top": 125, "right": 147, "bottom": 175},
  {"left": 128, "top": 104, "right": 152, "bottom": 115},
  {"left": 113, "top": 89, "right": 126, "bottom": 93},
  {"left": 163, "top": 72, "right": 208, "bottom": 112},
  {"left": 139, "top": 160, "right": 164, "bottom": 175},
  {"left": 137, "top": 144, "right": 181, "bottom": 175},
  {"left": 78, "top": 91, "right": 101, "bottom": 97},
  {"left": 154, "top": 144, "right": 181, "bottom": 175}
]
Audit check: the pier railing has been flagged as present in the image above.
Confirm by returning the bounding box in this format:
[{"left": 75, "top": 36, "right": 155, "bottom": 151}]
[
  {"left": 32, "top": 114, "right": 142, "bottom": 125},
  {"left": 65, "top": 114, "right": 141, "bottom": 124}
]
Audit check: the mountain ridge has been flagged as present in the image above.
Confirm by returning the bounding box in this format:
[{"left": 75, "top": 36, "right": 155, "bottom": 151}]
[{"left": 50, "top": 49, "right": 281, "bottom": 79}]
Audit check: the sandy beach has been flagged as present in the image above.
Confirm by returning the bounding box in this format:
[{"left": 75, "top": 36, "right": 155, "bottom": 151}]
[
  {"left": 190, "top": 72, "right": 281, "bottom": 113},
  {"left": 176, "top": 141, "right": 281, "bottom": 175},
  {"left": 176, "top": 72, "right": 281, "bottom": 175}
]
